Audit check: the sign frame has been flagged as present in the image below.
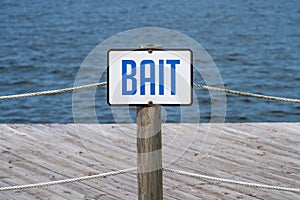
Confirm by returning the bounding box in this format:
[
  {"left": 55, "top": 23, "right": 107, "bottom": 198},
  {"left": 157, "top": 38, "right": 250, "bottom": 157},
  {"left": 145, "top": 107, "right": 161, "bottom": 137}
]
[{"left": 107, "top": 48, "right": 193, "bottom": 106}]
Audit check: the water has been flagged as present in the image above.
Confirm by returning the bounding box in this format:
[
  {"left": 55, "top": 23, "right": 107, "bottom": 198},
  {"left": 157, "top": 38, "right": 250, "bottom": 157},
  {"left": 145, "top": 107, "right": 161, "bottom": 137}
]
[{"left": 0, "top": 0, "right": 299, "bottom": 123}]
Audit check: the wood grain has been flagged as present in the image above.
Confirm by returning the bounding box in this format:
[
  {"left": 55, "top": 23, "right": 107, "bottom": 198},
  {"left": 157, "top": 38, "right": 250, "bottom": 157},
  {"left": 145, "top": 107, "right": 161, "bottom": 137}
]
[{"left": 0, "top": 123, "right": 299, "bottom": 199}]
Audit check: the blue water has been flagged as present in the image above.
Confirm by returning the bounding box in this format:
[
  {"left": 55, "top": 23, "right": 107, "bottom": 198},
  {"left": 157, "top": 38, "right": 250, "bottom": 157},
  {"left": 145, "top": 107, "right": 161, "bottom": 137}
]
[{"left": 0, "top": 0, "right": 299, "bottom": 123}]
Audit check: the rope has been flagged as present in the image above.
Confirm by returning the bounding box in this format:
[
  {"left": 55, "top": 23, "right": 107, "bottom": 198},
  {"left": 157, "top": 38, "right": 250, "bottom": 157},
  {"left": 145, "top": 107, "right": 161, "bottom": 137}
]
[
  {"left": 164, "top": 168, "right": 300, "bottom": 193},
  {"left": 193, "top": 83, "right": 300, "bottom": 103},
  {"left": 0, "top": 168, "right": 135, "bottom": 191},
  {"left": 1, "top": 167, "right": 299, "bottom": 193},
  {"left": 0, "top": 82, "right": 107, "bottom": 100},
  {"left": 0, "top": 81, "right": 299, "bottom": 103}
]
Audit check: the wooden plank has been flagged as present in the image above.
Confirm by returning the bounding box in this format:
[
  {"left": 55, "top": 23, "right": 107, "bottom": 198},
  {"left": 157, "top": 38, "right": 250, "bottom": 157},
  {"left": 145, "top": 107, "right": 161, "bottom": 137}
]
[{"left": 0, "top": 123, "right": 299, "bottom": 199}]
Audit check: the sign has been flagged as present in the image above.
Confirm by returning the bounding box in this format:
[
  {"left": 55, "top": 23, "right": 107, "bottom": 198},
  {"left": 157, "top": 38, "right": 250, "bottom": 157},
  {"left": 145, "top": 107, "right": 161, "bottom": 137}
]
[{"left": 107, "top": 49, "right": 192, "bottom": 105}]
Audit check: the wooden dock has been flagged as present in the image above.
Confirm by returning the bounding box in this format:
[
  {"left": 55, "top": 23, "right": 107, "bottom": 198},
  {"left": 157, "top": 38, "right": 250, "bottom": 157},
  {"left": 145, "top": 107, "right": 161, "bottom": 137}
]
[{"left": 0, "top": 123, "right": 299, "bottom": 199}]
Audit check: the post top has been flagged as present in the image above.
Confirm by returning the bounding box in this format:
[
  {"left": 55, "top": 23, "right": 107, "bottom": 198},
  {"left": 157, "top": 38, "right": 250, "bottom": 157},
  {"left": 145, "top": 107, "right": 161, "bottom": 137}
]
[{"left": 137, "top": 44, "right": 162, "bottom": 49}]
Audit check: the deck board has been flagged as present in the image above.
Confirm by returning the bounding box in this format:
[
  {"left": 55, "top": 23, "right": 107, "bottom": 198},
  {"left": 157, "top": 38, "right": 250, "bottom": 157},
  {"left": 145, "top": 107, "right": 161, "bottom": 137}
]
[{"left": 0, "top": 123, "right": 299, "bottom": 199}]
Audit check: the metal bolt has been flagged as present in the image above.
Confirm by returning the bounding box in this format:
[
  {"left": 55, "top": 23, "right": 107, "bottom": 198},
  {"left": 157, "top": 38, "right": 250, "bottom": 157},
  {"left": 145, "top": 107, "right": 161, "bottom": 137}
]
[{"left": 148, "top": 101, "right": 153, "bottom": 107}]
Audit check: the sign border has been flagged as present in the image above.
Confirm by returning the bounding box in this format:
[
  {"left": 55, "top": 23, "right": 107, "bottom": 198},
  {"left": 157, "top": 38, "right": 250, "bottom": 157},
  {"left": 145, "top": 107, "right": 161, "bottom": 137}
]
[{"left": 107, "top": 48, "right": 193, "bottom": 106}]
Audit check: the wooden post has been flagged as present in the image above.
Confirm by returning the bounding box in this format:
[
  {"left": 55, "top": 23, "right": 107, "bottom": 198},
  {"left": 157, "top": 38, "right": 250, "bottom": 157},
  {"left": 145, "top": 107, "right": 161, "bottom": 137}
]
[{"left": 137, "top": 44, "right": 163, "bottom": 200}]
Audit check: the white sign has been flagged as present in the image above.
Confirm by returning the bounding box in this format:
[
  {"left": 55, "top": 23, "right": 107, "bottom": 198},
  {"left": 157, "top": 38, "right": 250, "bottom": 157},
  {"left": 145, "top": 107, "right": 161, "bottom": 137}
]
[{"left": 107, "top": 49, "right": 192, "bottom": 105}]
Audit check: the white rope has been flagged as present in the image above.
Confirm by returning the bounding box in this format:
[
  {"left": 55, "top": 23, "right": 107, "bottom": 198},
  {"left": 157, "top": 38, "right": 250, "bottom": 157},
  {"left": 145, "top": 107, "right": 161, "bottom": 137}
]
[
  {"left": 193, "top": 83, "right": 300, "bottom": 103},
  {"left": 1, "top": 167, "right": 299, "bottom": 193},
  {"left": 0, "top": 81, "right": 299, "bottom": 103},
  {"left": 164, "top": 168, "right": 300, "bottom": 193},
  {"left": 0, "top": 82, "right": 107, "bottom": 100},
  {"left": 0, "top": 167, "right": 135, "bottom": 191}
]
